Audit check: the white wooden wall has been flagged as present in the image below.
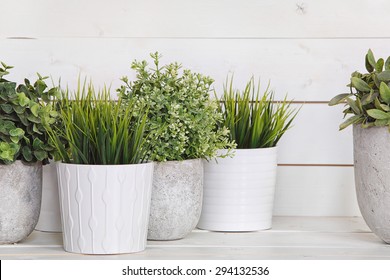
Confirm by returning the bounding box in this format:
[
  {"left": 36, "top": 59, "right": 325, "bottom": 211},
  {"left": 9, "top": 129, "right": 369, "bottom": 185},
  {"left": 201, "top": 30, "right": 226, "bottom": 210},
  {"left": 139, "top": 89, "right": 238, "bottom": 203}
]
[{"left": 2, "top": 0, "right": 387, "bottom": 216}]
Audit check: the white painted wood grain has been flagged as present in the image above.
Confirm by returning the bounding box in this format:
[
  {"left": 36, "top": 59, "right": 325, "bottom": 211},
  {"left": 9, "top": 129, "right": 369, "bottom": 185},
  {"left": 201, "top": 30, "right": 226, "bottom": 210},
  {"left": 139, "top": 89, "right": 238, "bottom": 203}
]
[
  {"left": 1, "top": 218, "right": 387, "bottom": 260},
  {"left": 1, "top": 0, "right": 390, "bottom": 38},
  {"left": 277, "top": 104, "right": 353, "bottom": 165},
  {"left": 0, "top": 39, "right": 360, "bottom": 164},
  {"left": 0, "top": 38, "right": 386, "bottom": 101},
  {"left": 274, "top": 166, "right": 359, "bottom": 216}
]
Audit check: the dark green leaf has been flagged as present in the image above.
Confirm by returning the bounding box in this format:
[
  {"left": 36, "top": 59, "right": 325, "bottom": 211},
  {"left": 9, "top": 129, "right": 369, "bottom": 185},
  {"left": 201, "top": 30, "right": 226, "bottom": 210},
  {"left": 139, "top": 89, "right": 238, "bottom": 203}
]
[
  {"left": 33, "top": 150, "right": 47, "bottom": 161},
  {"left": 346, "top": 98, "right": 361, "bottom": 114},
  {"left": 339, "top": 115, "right": 362, "bottom": 130},
  {"left": 367, "top": 109, "right": 390, "bottom": 120},
  {"left": 376, "top": 58, "right": 384, "bottom": 73},
  {"left": 385, "top": 56, "right": 390, "bottom": 71},
  {"left": 22, "top": 146, "right": 33, "bottom": 161},
  {"left": 379, "top": 82, "right": 390, "bottom": 104},
  {"left": 377, "top": 70, "right": 390, "bottom": 82},
  {"left": 328, "top": 93, "right": 351, "bottom": 106},
  {"left": 366, "top": 49, "right": 376, "bottom": 71},
  {"left": 351, "top": 77, "right": 371, "bottom": 92}
]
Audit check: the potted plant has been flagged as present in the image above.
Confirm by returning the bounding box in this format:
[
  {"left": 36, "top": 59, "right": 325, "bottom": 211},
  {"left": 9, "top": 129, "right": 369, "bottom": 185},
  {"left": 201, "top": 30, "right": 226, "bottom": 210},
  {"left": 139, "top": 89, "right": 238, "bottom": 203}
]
[
  {"left": 118, "top": 52, "right": 234, "bottom": 240},
  {"left": 0, "top": 62, "right": 58, "bottom": 244},
  {"left": 197, "top": 76, "right": 298, "bottom": 231},
  {"left": 329, "top": 49, "right": 390, "bottom": 243},
  {"left": 48, "top": 82, "right": 154, "bottom": 254}
]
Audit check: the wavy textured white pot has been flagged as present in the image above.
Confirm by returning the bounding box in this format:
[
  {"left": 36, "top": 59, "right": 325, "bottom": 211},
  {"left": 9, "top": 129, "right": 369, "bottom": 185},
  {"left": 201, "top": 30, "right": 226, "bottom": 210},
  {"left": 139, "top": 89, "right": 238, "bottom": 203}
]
[
  {"left": 148, "top": 159, "right": 203, "bottom": 240},
  {"left": 57, "top": 162, "right": 153, "bottom": 254},
  {"left": 35, "top": 162, "right": 62, "bottom": 232},
  {"left": 198, "top": 148, "right": 277, "bottom": 231},
  {"left": 0, "top": 161, "right": 42, "bottom": 244},
  {"left": 354, "top": 125, "right": 390, "bottom": 243}
]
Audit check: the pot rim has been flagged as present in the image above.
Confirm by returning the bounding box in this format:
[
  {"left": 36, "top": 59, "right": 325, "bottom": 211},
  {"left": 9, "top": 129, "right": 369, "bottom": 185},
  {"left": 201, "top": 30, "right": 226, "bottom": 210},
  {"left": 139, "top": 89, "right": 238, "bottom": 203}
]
[{"left": 56, "top": 161, "right": 154, "bottom": 167}]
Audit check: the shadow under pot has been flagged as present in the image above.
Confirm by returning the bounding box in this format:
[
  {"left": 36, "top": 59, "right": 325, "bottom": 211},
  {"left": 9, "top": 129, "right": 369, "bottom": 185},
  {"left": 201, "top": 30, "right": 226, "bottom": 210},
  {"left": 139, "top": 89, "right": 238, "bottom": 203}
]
[
  {"left": 147, "top": 159, "right": 203, "bottom": 241},
  {"left": 35, "top": 161, "right": 62, "bottom": 232},
  {"left": 0, "top": 161, "right": 42, "bottom": 244}
]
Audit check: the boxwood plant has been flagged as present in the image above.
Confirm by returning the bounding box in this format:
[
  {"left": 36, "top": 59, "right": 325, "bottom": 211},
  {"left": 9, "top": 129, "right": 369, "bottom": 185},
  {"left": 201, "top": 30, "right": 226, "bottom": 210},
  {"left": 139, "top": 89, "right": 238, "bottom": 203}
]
[
  {"left": 218, "top": 76, "right": 298, "bottom": 148},
  {"left": 117, "top": 52, "right": 234, "bottom": 161},
  {"left": 329, "top": 49, "right": 390, "bottom": 130},
  {"left": 0, "top": 62, "right": 58, "bottom": 164}
]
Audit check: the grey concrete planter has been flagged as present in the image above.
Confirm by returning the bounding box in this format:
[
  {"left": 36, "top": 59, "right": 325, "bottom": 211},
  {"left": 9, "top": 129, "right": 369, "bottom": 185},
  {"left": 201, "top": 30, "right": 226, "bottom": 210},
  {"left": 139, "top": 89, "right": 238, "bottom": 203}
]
[
  {"left": 148, "top": 159, "right": 203, "bottom": 241},
  {"left": 354, "top": 124, "right": 390, "bottom": 243},
  {"left": 0, "top": 161, "right": 42, "bottom": 244}
]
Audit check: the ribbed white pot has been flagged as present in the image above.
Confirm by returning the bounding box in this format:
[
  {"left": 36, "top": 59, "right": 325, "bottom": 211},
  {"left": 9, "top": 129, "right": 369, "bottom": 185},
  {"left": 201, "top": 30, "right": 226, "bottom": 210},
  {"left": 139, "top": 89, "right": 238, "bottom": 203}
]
[
  {"left": 57, "top": 162, "right": 153, "bottom": 254},
  {"left": 198, "top": 147, "right": 277, "bottom": 231},
  {"left": 35, "top": 161, "right": 62, "bottom": 232}
]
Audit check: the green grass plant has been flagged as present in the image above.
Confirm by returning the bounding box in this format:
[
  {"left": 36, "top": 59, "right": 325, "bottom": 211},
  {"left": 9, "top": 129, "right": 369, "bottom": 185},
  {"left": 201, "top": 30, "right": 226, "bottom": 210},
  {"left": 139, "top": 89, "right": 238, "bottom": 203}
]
[
  {"left": 219, "top": 76, "right": 298, "bottom": 149},
  {"left": 49, "top": 80, "right": 149, "bottom": 165}
]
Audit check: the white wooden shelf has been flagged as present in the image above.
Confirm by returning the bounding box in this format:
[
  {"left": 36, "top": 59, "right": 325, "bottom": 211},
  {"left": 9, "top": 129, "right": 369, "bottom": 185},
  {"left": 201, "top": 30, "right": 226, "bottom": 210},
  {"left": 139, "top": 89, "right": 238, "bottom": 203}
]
[{"left": 1, "top": 217, "right": 389, "bottom": 260}]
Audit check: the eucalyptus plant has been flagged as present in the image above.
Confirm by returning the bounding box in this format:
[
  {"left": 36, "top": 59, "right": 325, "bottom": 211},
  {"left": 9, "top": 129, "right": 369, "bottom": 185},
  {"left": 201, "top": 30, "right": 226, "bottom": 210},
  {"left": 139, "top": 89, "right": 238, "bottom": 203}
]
[
  {"left": 48, "top": 81, "right": 150, "bottom": 165},
  {"left": 0, "top": 62, "right": 59, "bottom": 164},
  {"left": 219, "top": 76, "right": 298, "bottom": 149},
  {"left": 118, "top": 52, "right": 234, "bottom": 162},
  {"left": 329, "top": 49, "right": 390, "bottom": 130}
]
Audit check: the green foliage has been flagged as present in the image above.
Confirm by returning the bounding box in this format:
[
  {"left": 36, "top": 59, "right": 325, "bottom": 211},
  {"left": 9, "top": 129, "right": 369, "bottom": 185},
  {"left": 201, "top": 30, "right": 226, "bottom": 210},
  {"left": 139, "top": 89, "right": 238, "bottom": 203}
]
[
  {"left": 0, "top": 61, "right": 59, "bottom": 164},
  {"left": 118, "top": 52, "right": 235, "bottom": 162},
  {"left": 329, "top": 49, "right": 390, "bottom": 130},
  {"left": 49, "top": 80, "right": 150, "bottom": 165},
  {"left": 219, "top": 76, "right": 298, "bottom": 149}
]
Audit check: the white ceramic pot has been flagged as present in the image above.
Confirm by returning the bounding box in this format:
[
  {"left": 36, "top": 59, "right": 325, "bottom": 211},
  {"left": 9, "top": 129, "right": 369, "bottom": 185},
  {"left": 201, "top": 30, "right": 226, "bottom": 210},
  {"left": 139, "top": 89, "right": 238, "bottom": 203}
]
[
  {"left": 35, "top": 161, "right": 62, "bottom": 232},
  {"left": 0, "top": 161, "right": 42, "bottom": 244},
  {"left": 57, "top": 162, "right": 154, "bottom": 254},
  {"left": 353, "top": 125, "right": 390, "bottom": 243},
  {"left": 148, "top": 159, "right": 203, "bottom": 240},
  {"left": 198, "top": 147, "right": 277, "bottom": 231}
]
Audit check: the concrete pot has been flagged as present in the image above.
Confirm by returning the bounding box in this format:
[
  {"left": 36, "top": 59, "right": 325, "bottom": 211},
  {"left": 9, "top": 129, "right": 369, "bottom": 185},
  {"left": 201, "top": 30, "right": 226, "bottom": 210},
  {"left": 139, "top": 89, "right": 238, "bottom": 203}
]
[
  {"left": 0, "top": 161, "right": 42, "bottom": 244},
  {"left": 198, "top": 148, "right": 278, "bottom": 231},
  {"left": 35, "top": 161, "right": 62, "bottom": 232},
  {"left": 57, "top": 162, "right": 154, "bottom": 254},
  {"left": 148, "top": 159, "right": 203, "bottom": 241},
  {"left": 353, "top": 125, "right": 390, "bottom": 243}
]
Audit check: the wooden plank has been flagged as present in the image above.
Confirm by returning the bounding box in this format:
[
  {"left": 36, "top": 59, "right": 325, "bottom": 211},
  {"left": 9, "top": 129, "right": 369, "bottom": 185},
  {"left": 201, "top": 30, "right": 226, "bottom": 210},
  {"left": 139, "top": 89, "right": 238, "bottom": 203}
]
[
  {"left": 0, "top": 217, "right": 388, "bottom": 260},
  {"left": 274, "top": 166, "right": 359, "bottom": 216},
  {"left": 0, "top": 38, "right": 384, "bottom": 101},
  {"left": 1, "top": 0, "right": 390, "bottom": 38},
  {"left": 277, "top": 104, "right": 353, "bottom": 165},
  {"left": 270, "top": 217, "right": 369, "bottom": 233},
  {"left": 2, "top": 246, "right": 390, "bottom": 260}
]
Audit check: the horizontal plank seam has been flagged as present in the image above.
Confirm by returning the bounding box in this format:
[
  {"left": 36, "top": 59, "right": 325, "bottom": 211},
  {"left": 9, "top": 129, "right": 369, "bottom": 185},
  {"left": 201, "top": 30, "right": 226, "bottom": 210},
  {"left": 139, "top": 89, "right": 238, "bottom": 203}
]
[
  {"left": 5, "top": 36, "right": 390, "bottom": 40},
  {"left": 278, "top": 164, "right": 353, "bottom": 167},
  {"left": 146, "top": 244, "right": 385, "bottom": 249}
]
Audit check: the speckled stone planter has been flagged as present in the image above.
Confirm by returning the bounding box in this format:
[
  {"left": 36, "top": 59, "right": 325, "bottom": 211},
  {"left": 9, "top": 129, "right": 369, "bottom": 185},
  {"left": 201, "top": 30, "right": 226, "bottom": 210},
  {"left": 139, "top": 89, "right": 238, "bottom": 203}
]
[
  {"left": 354, "top": 125, "right": 390, "bottom": 243},
  {"left": 0, "top": 161, "right": 42, "bottom": 244},
  {"left": 148, "top": 159, "right": 203, "bottom": 241}
]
